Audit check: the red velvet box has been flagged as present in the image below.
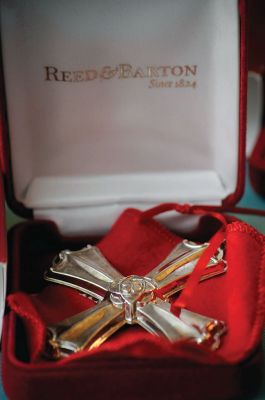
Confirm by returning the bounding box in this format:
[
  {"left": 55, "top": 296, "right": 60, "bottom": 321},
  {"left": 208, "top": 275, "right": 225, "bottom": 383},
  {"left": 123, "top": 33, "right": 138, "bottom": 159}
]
[
  {"left": 246, "top": 71, "right": 264, "bottom": 197},
  {"left": 247, "top": 0, "right": 265, "bottom": 197},
  {"left": 0, "top": 1, "right": 265, "bottom": 400},
  {"left": 249, "top": 129, "right": 265, "bottom": 197},
  {"left": 248, "top": 72, "right": 265, "bottom": 197}
]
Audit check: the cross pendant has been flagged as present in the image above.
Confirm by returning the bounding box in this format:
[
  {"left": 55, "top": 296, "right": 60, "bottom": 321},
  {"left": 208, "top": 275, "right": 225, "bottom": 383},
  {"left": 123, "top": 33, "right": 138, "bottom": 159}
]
[{"left": 44, "top": 240, "right": 227, "bottom": 359}]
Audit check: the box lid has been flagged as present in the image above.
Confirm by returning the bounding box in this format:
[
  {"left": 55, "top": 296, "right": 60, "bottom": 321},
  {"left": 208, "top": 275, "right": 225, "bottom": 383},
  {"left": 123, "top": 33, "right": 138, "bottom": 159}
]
[
  {"left": 0, "top": 0, "right": 248, "bottom": 234},
  {"left": 0, "top": 171, "right": 7, "bottom": 335}
]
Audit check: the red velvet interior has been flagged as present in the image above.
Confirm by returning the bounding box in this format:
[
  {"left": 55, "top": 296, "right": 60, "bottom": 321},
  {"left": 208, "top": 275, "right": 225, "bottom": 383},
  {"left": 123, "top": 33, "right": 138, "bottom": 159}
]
[
  {"left": 249, "top": 129, "right": 265, "bottom": 198},
  {"left": 5, "top": 208, "right": 265, "bottom": 368},
  {"left": 247, "top": 0, "right": 265, "bottom": 74},
  {"left": 247, "top": 0, "right": 265, "bottom": 198}
]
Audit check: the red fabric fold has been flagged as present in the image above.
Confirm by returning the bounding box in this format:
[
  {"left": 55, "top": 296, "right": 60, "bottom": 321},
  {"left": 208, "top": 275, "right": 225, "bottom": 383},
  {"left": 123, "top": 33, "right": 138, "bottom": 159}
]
[{"left": 8, "top": 286, "right": 95, "bottom": 361}]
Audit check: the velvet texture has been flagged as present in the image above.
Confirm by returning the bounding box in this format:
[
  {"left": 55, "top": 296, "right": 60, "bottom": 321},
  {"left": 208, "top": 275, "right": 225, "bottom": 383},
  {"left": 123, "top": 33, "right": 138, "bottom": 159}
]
[
  {"left": 249, "top": 129, "right": 265, "bottom": 198},
  {"left": 247, "top": 0, "right": 265, "bottom": 199},
  {"left": 247, "top": 0, "right": 265, "bottom": 73},
  {"left": 2, "top": 207, "right": 265, "bottom": 400}
]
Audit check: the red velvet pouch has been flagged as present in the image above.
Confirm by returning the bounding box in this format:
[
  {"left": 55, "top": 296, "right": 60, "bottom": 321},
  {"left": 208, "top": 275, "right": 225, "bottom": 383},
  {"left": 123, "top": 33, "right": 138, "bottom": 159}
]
[{"left": 2, "top": 205, "right": 265, "bottom": 400}]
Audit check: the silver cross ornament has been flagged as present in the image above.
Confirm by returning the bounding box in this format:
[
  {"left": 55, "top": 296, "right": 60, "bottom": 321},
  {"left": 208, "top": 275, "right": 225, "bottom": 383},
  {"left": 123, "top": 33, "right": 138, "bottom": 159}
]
[{"left": 44, "top": 240, "right": 227, "bottom": 359}]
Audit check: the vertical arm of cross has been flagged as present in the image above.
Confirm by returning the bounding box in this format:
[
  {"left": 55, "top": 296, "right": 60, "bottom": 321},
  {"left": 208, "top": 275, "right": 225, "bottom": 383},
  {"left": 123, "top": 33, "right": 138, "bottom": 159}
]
[
  {"left": 136, "top": 298, "right": 226, "bottom": 349},
  {"left": 44, "top": 245, "right": 124, "bottom": 301},
  {"left": 45, "top": 299, "right": 125, "bottom": 359},
  {"left": 146, "top": 240, "right": 226, "bottom": 298}
]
